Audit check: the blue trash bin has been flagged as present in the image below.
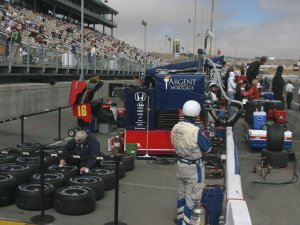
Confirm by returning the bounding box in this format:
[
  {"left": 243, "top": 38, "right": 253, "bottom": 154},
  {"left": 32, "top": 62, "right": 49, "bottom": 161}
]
[{"left": 201, "top": 185, "right": 224, "bottom": 225}]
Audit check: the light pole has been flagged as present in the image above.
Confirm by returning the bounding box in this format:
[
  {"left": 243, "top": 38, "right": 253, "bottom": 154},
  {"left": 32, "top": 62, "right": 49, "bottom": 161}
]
[
  {"left": 80, "top": 0, "right": 84, "bottom": 81},
  {"left": 141, "top": 20, "right": 147, "bottom": 52},
  {"left": 165, "top": 34, "right": 168, "bottom": 54},
  {"left": 167, "top": 37, "right": 172, "bottom": 54},
  {"left": 209, "top": 0, "right": 215, "bottom": 57},
  {"left": 193, "top": 0, "right": 196, "bottom": 58}
]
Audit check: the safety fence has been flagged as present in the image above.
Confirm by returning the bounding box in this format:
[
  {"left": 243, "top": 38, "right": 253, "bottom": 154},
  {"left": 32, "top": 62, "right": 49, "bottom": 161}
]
[
  {"left": 225, "top": 127, "right": 252, "bottom": 225},
  {"left": 0, "top": 31, "right": 163, "bottom": 75},
  {"left": 0, "top": 106, "right": 75, "bottom": 147}
]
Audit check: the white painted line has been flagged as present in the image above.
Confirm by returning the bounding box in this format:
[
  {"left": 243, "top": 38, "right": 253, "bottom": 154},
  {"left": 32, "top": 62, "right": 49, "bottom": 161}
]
[{"left": 120, "top": 181, "right": 177, "bottom": 191}]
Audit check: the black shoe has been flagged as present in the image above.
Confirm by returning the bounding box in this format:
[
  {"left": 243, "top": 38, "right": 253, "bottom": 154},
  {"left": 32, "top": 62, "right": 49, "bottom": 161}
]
[{"left": 174, "top": 218, "right": 177, "bottom": 224}]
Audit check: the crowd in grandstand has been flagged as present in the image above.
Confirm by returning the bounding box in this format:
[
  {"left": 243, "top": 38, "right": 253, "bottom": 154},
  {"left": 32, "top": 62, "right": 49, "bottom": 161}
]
[{"left": 0, "top": 0, "right": 166, "bottom": 66}]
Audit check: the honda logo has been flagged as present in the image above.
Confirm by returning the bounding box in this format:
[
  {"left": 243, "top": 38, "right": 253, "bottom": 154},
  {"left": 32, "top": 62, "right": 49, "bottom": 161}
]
[{"left": 135, "top": 92, "right": 146, "bottom": 101}]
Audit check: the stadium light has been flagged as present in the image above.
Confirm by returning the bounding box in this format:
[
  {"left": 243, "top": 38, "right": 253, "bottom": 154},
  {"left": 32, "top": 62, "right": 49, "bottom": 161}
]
[
  {"left": 80, "top": 0, "right": 84, "bottom": 81},
  {"left": 141, "top": 20, "right": 147, "bottom": 52}
]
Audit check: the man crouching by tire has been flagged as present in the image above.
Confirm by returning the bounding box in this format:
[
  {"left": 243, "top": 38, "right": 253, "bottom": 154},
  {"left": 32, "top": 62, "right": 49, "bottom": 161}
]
[
  {"left": 171, "top": 100, "right": 211, "bottom": 225},
  {"left": 60, "top": 130, "right": 101, "bottom": 174}
]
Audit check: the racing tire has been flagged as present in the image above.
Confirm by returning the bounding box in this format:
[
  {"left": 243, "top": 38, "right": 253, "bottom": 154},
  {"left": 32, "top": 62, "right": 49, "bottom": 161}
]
[
  {"left": 121, "top": 154, "right": 135, "bottom": 171},
  {"left": 88, "top": 168, "right": 115, "bottom": 191},
  {"left": 0, "top": 154, "right": 16, "bottom": 164},
  {"left": 101, "top": 160, "right": 125, "bottom": 179},
  {"left": 266, "top": 124, "right": 284, "bottom": 152},
  {"left": 0, "top": 174, "right": 17, "bottom": 206},
  {"left": 0, "top": 163, "right": 32, "bottom": 185},
  {"left": 31, "top": 173, "right": 66, "bottom": 189},
  {"left": 16, "top": 183, "right": 55, "bottom": 210},
  {"left": 261, "top": 150, "right": 288, "bottom": 168},
  {"left": 69, "top": 175, "right": 105, "bottom": 200},
  {"left": 68, "top": 129, "right": 76, "bottom": 137},
  {"left": 48, "top": 165, "right": 78, "bottom": 180},
  {"left": 54, "top": 186, "right": 96, "bottom": 215},
  {"left": 16, "top": 156, "right": 51, "bottom": 175}
]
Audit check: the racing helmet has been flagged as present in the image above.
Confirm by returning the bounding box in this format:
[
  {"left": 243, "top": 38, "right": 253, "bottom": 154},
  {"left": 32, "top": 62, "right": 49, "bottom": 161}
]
[{"left": 182, "top": 100, "right": 201, "bottom": 117}]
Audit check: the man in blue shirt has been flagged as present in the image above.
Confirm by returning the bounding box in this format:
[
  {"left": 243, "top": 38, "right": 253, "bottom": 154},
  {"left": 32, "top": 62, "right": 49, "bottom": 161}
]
[{"left": 60, "top": 130, "right": 101, "bottom": 173}]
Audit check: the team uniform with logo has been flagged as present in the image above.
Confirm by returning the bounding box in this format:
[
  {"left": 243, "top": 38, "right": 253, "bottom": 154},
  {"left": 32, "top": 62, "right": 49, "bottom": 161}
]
[{"left": 171, "top": 121, "right": 211, "bottom": 225}]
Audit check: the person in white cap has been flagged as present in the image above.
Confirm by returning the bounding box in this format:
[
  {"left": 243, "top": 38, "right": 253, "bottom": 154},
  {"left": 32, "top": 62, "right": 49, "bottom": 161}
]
[{"left": 171, "top": 100, "right": 211, "bottom": 225}]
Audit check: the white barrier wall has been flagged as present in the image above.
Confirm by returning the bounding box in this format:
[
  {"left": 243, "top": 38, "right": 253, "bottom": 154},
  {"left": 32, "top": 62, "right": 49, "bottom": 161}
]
[
  {"left": 225, "top": 127, "right": 252, "bottom": 225},
  {"left": 0, "top": 79, "right": 138, "bottom": 121}
]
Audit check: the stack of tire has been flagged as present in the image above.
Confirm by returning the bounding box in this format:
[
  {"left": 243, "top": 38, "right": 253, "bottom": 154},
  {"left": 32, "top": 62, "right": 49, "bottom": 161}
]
[{"left": 0, "top": 149, "right": 135, "bottom": 216}]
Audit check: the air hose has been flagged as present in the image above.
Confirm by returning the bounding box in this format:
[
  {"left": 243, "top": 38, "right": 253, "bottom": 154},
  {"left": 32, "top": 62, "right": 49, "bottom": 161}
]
[{"left": 206, "top": 58, "right": 243, "bottom": 127}]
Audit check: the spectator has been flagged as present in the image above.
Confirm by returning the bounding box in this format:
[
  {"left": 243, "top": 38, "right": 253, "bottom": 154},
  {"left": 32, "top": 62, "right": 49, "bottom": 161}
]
[
  {"left": 246, "top": 56, "right": 267, "bottom": 85},
  {"left": 286, "top": 80, "right": 294, "bottom": 109},
  {"left": 272, "top": 65, "right": 285, "bottom": 101}
]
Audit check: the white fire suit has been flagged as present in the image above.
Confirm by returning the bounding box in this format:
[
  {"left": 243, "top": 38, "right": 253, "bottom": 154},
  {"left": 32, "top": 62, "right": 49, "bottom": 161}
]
[{"left": 171, "top": 121, "right": 211, "bottom": 225}]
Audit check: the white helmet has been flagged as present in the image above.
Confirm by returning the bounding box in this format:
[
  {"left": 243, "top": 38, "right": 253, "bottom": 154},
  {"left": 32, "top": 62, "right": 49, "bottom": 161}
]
[{"left": 182, "top": 100, "right": 201, "bottom": 117}]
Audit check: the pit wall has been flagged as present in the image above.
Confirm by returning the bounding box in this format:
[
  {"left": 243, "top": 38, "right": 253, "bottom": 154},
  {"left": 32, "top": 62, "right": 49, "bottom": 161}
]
[{"left": 0, "top": 80, "right": 138, "bottom": 121}]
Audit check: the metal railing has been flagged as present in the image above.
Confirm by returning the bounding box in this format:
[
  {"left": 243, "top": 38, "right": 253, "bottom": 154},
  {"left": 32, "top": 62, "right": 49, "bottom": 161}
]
[{"left": 0, "top": 39, "right": 149, "bottom": 75}]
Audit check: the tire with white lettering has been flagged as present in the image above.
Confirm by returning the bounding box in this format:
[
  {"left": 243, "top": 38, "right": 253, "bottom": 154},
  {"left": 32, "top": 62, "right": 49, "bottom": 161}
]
[
  {"left": 0, "top": 154, "right": 16, "bottom": 164},
  {"left": 31, "top": 173, "right": 66, "bottom": 189},
  {"left": 0, "top": 163, "right": 32, "bottom": 185},
  {"left": 16, "top": 183, "right": 55, "bottom": 210},
  {"left": 69, "top": 175, "right": 105, "bottom": 200},
  {"left": 121, "top": 154, "right": 135, "bottom": 171},
  {"left": 54, "top": 186, "right": 96, "bottom": 215},
  {"left": 16, "top": 156, "right": 51, "bottom": 174},
  {"left": 0, "top": 174, "right": 17, "bottom": 206},
  {"left": 101, "top": 160, "right": 125, "bottom": 179},
  {"left": 88, "top": 168, "right": 115, "bottom": 191},
  {"left": 48, "top": 165, "right": 78, "bottom": 180}
]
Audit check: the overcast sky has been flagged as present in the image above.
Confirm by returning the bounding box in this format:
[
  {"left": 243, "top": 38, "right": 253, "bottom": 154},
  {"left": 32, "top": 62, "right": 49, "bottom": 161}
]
[{"left": 106, "top": 0, "right": 300, "bottom": 59}]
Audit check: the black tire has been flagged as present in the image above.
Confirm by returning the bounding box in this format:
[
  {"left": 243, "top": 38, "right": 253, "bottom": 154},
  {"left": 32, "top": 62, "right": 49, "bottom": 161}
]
[
  {"left": 121, "top": 154, "right": 135, "bottom": 171},
  {"left": 16, "top": 183, "right": 55, "bottom": 210},
  {"left": 0, "top": 154, "right": 16, "bottom": 164},
  {"left": 266, "top": 124, "right": 284, "bottom": 152},
  {"left": 68, "top": 129, "right": 76, "bottom": 137},
  {"left": 32, "top": 150, "right": 60, "bottom": 166},
  {"left": 0, "top": 163, "right": 32, "bottom": 185},
  {"left": 0, "top": 174, "right": 17, "bottom": 206},
  {"left": 101, "top": 160, "right": 125, "bottom": 179},
  {"left": 88, "top": 168, "right": 115, "bottom": 191},
  {"left": 31, "top": 173, "right": 66, "bottom": 189},
  {"left": 262, "top": 150, "right": 289, "bottom": 168},
  {"left": 16, "top": 156, "right": 51, "bottom": 174},
  {"left": 69, "top": 175, "right": 105, "bottom": 200},
  {"left": 54, "top": 186, "right": 96, "bottom": 215},
  {"left": 0, "top": 147, "right": 23, "bottom": 156},
  {"left": 48, "top": 165, "right": 78, "bottom": 180}
]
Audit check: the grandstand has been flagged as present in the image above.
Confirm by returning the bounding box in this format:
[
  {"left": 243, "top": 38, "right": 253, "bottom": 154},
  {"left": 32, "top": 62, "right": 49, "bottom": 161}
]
[{"left": 0, "top": 0, "right": 166, "bottom": 82}]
